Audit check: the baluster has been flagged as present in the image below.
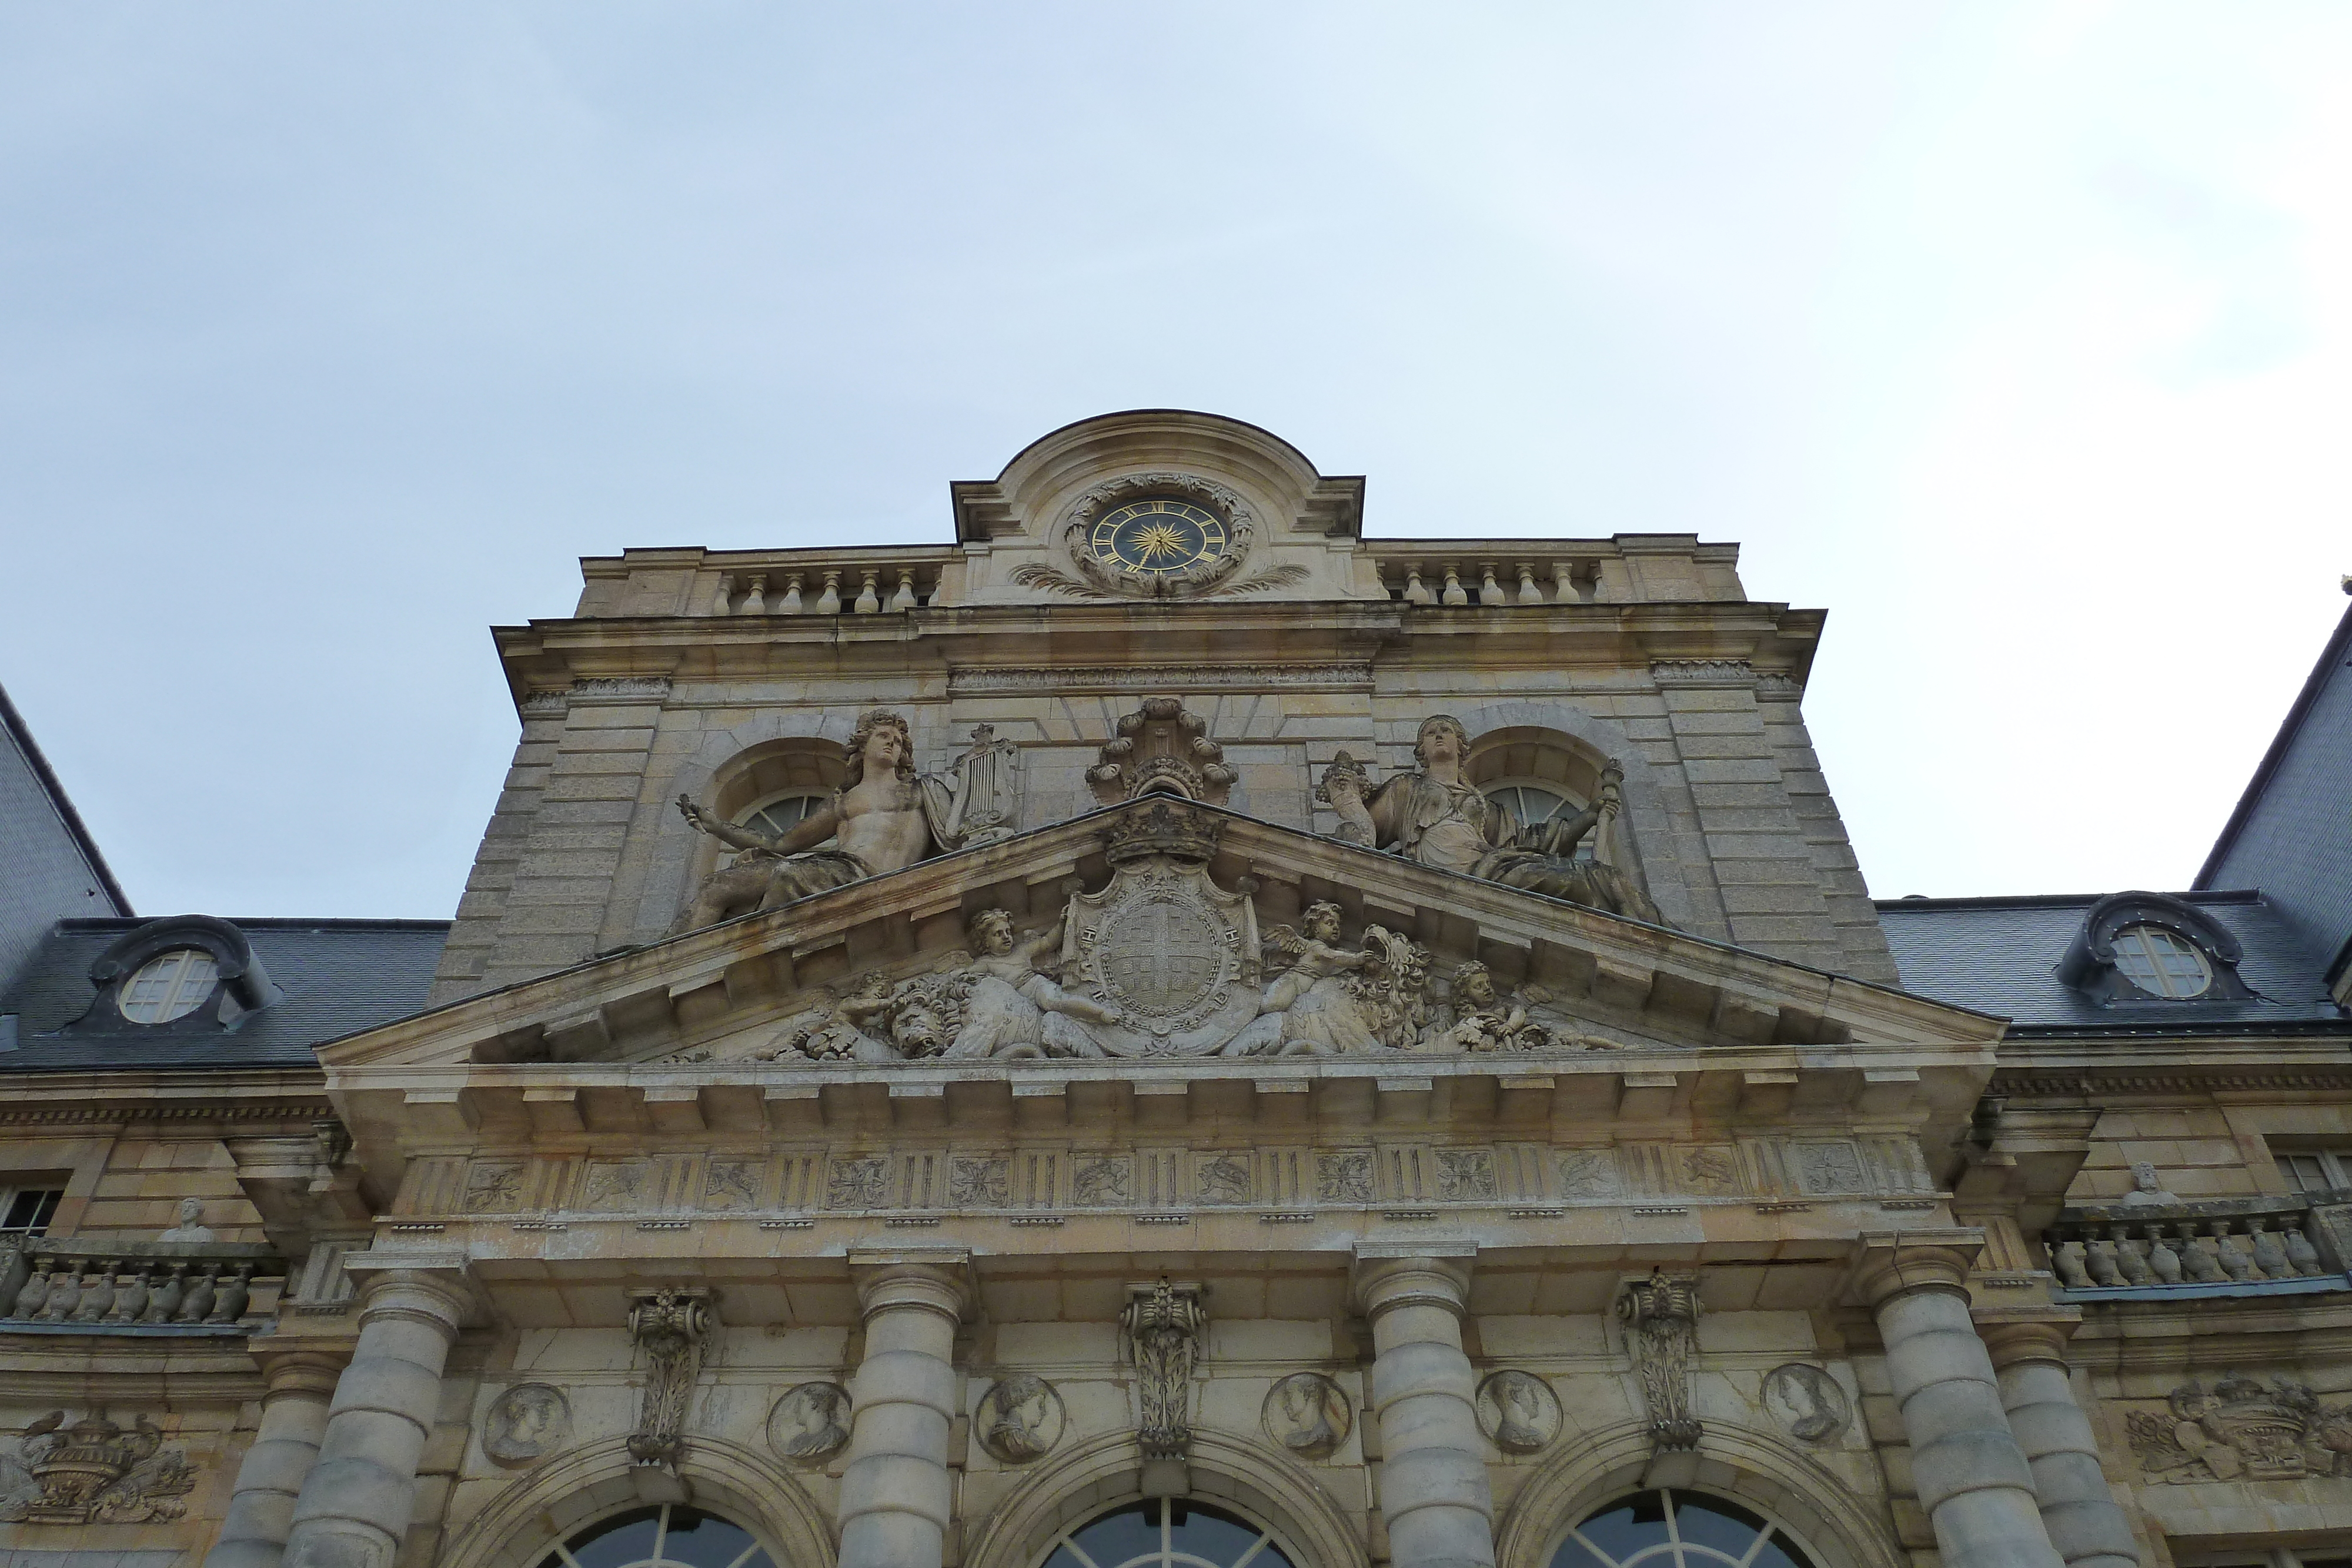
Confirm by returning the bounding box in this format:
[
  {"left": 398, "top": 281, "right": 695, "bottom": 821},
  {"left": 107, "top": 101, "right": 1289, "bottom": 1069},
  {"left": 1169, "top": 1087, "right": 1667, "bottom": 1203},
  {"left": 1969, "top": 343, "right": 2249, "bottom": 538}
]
[
  {"left": 2084, "top": 1232, "right": 2122, "bottom": 1286},
  {"left": 209, "top": 1263, "right": 253, "bottom": 1324},
  {"left": 741, "top": 573, "right": 767, "bottom": 616},
  {"left": 1552, "top": 561, "right": 1578, "bottom": 603},
  {"left": 2286, "top": 1216, "right": 2328, "bottom": 1277},
  {"left": 1515, "top": 562, "right": 1544, "bottom": 604},
  {"left": 890, "top": 570, "right": 917, "bottom": 612},
  {"left": 2250, "top": 1218, "right": 2291, "bottom": 1278},
  {"left": 106, "top": 1265, "right": 150, "bottom": 1324},
  {"left": 1403, "top": 565, "right": 1432, "bottom": 606},
  {"left": 2215, "top": 1222, "right": 2258, "bottom": 1281},
  {"left": 2050, "top": 1236, "right": 2093, "bottom": 1290},
  {"left": 1439, "top": 564, "right": 1468, "bottom": 607},
  {"left": 709, "top": 573, "right": 734, "bottom": 617},
  {"left": 2112, "top": 1224, "right": 2153, "bottom": 1285},
  {"left": 815, "top": 571, "right": 842, "bottom": 615},
  {"left": 145, "top": 1264, "right": 187, "bottom": 1323},
  {"left": 1477, "top": 562, "right": 1507, "bottom": 606},
  {"left": 177, "top": 1264, "right": 219, "bottom": 1323},
  {"left": 73, "top": 1261, "right": 116, "bottom": 1322},
  {"left": 42, "top": 1262, "right": 83, "bottom": 1320},
  {"left": 780, "top": 572, "right": 805, "bottom": 614},
  {"left": 2146, "top": 1225, "right": 2183, "bottom": 1284},
  {"left": 853, "top": 570, "right": 881, "bottom": 614},
  {"left": 12, "top": 1263, "right": 51, "bottom": 1320},
  {"left": 2180, "top": 1224, "right": 2229, "bottom": 1283}
]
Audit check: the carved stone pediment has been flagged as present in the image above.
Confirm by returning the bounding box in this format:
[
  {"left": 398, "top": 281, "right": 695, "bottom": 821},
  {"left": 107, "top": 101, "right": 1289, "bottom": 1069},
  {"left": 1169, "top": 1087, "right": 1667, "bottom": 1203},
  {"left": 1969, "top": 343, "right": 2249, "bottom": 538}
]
[{"left": 317, "top": 799, "right": 2003, "bottom": 1086}]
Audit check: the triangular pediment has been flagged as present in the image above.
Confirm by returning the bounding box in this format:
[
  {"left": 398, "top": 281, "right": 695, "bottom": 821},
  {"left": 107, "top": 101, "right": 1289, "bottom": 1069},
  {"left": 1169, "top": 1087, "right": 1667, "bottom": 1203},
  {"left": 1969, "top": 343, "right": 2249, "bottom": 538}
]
[{"left": 322, "top": 800, "right": 1999, "bottom": 1077}]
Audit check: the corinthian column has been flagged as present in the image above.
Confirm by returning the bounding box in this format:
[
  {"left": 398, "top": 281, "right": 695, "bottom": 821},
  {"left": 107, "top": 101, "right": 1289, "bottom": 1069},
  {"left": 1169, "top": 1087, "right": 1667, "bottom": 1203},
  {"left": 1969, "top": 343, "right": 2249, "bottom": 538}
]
[
  {"left": 1353, "top": 1248, "right": 1495, "bottom": 1568},
  {"left": 204, "top": 1348, "right": 348, "bottom": 1568},
  {"left": 1859, "top": 1245, "right": 2063, "bottom": 1568},
  {"left": 279, "top": 1266, "right": 469, "bottom": 1568},
  {"left": 1980, "top": 1319, "right": 2141, "bottom": 1568},
  {"left": 838, "top": 1252, "right": 970, "bottom": 1568}
]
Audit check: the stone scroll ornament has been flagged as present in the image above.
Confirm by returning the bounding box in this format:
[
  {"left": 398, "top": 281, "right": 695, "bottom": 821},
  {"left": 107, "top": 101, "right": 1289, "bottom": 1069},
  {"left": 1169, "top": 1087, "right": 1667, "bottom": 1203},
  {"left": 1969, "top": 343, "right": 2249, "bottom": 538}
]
[
  {"left": 1618, "top": 1271, "right": 1702, "bottom": 1452},
  {"left": 2127, "top": 1375, "right": 2352, "bottom": 1482},
  {"left": 1088, "top": 697, "right": 1235, "bottom": 805},
  {"left": 627, "top": 1287, "right": 714, "bottom": 1470},
  {"left": 0, "top": 1410, "right": 198, "bottom": 1524},
  {"left": 1123, "top": 1281, "right": 1207, "bottom": 1460},
  {"left": 1317, "top": 716, "right": 1668, "bottom": 927}
]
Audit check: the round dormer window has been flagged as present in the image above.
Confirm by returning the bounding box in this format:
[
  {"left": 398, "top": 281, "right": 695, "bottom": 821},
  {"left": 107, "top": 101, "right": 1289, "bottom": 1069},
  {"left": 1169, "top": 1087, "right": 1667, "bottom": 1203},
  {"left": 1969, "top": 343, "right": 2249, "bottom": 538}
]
[
  {"left": 118, "top": 949, "right": 220, "bottom": 1023},
  {"left": 2111, "top": 924, "right": 2212, "bottom": 998}
]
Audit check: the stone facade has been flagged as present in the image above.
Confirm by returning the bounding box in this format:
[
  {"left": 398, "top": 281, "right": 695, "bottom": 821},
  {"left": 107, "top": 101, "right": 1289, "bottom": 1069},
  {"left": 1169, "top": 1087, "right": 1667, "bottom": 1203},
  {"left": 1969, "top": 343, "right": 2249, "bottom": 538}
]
[{"left": 0, "top": 412, "right": 2345, "bottom": 1568}]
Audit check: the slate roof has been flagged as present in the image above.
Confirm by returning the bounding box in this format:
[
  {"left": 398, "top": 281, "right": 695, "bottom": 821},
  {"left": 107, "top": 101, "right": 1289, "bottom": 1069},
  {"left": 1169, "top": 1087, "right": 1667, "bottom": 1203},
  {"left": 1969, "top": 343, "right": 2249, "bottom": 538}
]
[
  {"left": 1876, "top": 890, "right": 2348, "bottom": 1036},
  {"left": 0, "top": 917, "right": 449, "bottom": 1072}
]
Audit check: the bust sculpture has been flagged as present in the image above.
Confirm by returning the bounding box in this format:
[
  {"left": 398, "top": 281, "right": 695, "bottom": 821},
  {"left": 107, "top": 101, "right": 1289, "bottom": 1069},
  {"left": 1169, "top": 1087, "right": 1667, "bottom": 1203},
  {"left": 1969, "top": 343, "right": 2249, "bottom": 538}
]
[
  {"left": 157, "top": 1196, "right": 216, "bottom": 1243},
  {"left": 1318, "top": 716, "right": 1665, "bottom": 925}
]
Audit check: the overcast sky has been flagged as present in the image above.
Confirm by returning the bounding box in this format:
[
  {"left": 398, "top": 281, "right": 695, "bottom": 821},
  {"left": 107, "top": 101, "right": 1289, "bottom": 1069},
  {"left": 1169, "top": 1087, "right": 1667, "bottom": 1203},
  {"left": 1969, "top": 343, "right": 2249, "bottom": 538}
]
[{"left": 2, "top": 2, "right": 2346, "bottom": 921}]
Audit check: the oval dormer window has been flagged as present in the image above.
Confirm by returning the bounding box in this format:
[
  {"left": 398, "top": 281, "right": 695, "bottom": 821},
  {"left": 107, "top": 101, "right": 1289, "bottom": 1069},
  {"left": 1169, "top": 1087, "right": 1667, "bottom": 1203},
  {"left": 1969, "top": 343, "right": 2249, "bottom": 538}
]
[
  {"left": 2111, "top": 924, "right": 2213, "bottom": 998},
  {"left": 118, "top": 949, "right": 220, "bottom": 1024}
]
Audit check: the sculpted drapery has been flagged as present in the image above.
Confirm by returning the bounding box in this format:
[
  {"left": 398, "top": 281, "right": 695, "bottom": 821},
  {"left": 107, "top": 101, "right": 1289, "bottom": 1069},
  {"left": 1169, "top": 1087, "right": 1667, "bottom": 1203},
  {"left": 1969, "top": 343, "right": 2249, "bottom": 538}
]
[{"left": 1321, "top": 715, "right": 1666, "bottom": 927}]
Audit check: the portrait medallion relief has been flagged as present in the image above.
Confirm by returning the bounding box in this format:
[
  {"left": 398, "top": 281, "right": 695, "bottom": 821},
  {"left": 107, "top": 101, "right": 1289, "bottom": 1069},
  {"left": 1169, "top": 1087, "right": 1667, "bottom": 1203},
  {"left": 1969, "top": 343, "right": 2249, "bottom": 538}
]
[
  {"left": 1475, "top": 1370, "right": 1562, "bottom": 1455},
  {"left": 974, "top": 1373, "right": 1066, "bottom": 1464},
  {"left": 483, "top": 1383, "right": 572, "bottom": 1466},
  {"left": 767, "top": 1381, "right": 853, "bottom": 1466},
  {"left": 1760, "top": 1363, "right": 1852, "bottom": 1444},
  {"left": 1262, "top": 1372, "right": 1352, "bottom": 1460}
]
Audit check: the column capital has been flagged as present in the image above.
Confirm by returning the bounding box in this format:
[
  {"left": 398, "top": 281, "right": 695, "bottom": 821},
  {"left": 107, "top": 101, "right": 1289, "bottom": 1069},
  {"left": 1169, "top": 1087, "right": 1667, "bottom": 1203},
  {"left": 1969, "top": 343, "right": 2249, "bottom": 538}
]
[
  {"left": 250, "top": 1345, "right": 352, "bottom": 1403},
  {"left": 850, "top": 1249, "right": 971, "bottom": 1326},
  {"left": 1976, "top": 1308, "right": 2083, "bottom": 1371},
  {"left": 1853, "top": 1231, "right": 1983, "bottom": 1308},
  {"left": 1351, "top": 1246, "right": 1475, "bottom": 1322},
  {"left": 341, "top": 1253, "right": 477, "bottom": 1338}
]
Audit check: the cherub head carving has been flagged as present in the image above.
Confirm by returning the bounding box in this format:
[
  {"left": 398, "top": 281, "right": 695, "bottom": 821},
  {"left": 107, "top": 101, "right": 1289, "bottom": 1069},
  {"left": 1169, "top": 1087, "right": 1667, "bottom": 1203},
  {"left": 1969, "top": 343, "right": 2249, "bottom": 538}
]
[
  {"left": 968, "top": 908, "right": 1017, "bottom": 956},
  {"left": 1452, "top": 960, "right": 1498, "bottom": 1009},
  {"left": 1301, "top": 901, "right": 1344, "bottom": 944}
]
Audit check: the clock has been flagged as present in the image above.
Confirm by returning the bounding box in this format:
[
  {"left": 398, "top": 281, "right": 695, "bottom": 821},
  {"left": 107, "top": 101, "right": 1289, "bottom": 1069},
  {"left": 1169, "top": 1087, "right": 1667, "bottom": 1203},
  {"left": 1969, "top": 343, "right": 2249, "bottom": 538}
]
[{"left": 1087, "top": 498, "right": 1230, "bottom": 579}]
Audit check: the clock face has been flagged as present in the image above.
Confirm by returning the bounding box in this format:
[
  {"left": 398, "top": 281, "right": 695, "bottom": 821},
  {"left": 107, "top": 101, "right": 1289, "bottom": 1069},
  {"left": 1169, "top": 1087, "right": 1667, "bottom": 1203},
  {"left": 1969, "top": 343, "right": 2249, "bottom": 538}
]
[{"left": 1088, "top": 498, "right": 1229, "bottom": 577}]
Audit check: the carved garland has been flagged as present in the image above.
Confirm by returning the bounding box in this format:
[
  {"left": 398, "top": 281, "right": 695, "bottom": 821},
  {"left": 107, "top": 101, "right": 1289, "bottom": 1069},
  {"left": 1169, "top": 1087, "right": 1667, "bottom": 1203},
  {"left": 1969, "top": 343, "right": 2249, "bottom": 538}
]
[{"left": 1055, "top": 473, "right": 1256, "bottom": 599}]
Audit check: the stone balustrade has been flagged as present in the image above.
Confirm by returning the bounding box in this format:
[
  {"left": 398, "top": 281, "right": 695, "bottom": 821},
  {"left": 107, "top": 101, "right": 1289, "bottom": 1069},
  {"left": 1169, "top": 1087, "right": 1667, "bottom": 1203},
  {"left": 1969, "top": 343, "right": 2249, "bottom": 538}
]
[
  {"left": 2043, "top": 1195, "right": 2345, "bottom": 1298},
  {"left": 0, "top": 1238, "right": 284, "bottom": 1332},
  {"left": 706, "top": 558, "right": 946, "bottom": 616},
  {"left": 1375, "top": 556, "right": 1608, "bottom": 606}
]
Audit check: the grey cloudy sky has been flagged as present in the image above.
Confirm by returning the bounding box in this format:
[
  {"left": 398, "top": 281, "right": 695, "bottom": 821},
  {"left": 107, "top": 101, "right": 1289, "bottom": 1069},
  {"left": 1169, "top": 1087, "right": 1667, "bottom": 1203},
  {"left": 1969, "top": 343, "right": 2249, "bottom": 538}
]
[{"left": 2, "top": 2, "right": 2345, "bottom": 920}]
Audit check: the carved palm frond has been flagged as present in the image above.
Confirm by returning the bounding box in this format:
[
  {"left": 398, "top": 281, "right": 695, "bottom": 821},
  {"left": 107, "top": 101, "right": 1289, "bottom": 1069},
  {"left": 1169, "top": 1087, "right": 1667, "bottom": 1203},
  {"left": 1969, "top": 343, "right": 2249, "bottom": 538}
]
[
  {"left": 1220, "top": 564, "right": 1310, "bottom": 596},
  {"left": 1011, "top": 564, "right": 1114, "bottom": 600}
]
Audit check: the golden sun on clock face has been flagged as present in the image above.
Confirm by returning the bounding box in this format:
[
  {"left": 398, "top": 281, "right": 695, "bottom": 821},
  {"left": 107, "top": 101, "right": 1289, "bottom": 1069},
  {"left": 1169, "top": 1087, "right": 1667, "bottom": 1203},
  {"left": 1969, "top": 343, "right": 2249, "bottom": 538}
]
[{"left": 1088, "top": 498, "right": 1229, "bottom": 577}]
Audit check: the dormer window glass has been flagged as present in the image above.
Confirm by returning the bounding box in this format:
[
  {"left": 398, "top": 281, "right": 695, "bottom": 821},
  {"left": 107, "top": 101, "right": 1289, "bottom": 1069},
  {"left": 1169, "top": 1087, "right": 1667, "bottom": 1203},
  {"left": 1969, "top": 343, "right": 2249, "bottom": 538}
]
[
  {"left": 118, "top": 949, "right": 220, "bottom": 1023},
  {"left": 739, "top": 791, "right": 827, "bottom": 840},
  {"left": 2111, "top": 925, "right": 2213, "bottom": 998}
]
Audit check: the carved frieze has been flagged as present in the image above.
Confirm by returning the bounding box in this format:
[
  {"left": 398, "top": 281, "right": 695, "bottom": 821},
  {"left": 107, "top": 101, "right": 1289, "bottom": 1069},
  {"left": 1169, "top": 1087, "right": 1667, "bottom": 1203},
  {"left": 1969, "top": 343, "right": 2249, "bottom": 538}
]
[
  {"left": 2127, "top": 1376, "right": 2352, "bottom": 1482},
  {"left": 0, "top": 1410, "right": 197, "bottom": 1524}
]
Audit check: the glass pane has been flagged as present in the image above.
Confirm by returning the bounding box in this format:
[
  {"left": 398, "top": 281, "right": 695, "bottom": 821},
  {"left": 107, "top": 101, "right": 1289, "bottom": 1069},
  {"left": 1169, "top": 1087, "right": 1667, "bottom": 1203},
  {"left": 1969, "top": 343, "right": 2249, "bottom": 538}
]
[
  {"left": 1167, "top": 1501, "right": 1264, "bottom": 1568},
  {"left": 1043, "top": 1549, "right": 1095, "bottom": 1568},
  {"left": 662, "top": 1509, "right": 768, "bottom": 1568},
  {"left": 1575, "top": 1492, "right": 1670, "bottom": 1567},
  {"left": 564, "top": 1508, "right": 664, "bottom": 1568},
  {"left": 1548, "top": 1540, "right": 1616, "bottom": 1568},
  {"left": 1748, "top": 1536, "right": 1813, "bottom": 1568},
  {"left": 1668, "top": 1492, "right": 1770, "bottom": 1563},
  {"left": 1074, "top": 1503, "right": 1164, "bottom": 1568}
]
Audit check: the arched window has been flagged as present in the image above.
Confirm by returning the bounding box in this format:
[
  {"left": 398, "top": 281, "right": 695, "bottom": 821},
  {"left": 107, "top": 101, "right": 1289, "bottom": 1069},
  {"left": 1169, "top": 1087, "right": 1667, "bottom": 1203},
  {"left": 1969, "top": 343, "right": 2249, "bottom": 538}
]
[
  {"left": 1039, "top": 1499, "right": 1297, "bottom": 1568},
  {"left": 536, "top": 1504, "right": 775, "bottom": 1568},
  {"left": 1550, "top": 1490, "right": 1819, "bottom": 1568},
  {"left": 1484, "top": 782, "right": 1572, "bottom": 837},
  {"left": 739, "top": 790, "right": 831, "bottom": 842}
]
